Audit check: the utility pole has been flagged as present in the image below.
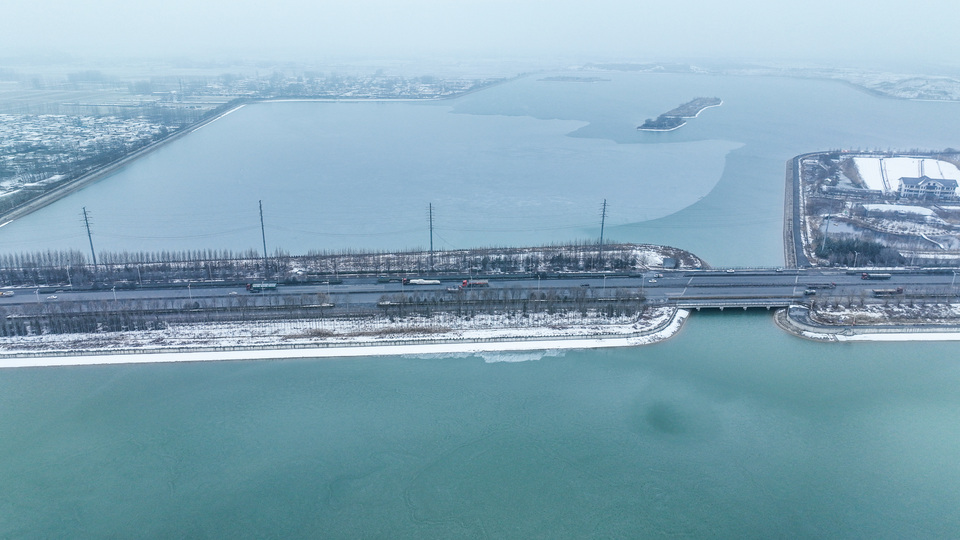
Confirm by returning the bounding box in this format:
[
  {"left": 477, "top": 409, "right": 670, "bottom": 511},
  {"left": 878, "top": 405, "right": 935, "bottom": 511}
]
[
  {"left": 599, "top": 199, "right": 608, "bottom": 268},
  {"left": 82, "top": 207, "right": 97, "bottom": 269},
  {"left": 429, "top": 203, "right": 434, "bottom": 271},
  {"left": 259, "top": 200, "right": 269, "bottom": 281}
]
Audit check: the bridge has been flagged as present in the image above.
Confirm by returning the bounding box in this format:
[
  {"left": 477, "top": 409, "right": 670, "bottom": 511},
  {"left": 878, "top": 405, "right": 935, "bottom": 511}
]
[
  {"left": 2, "top": 267, "right": 956, "bottom": 317},
  {"left": 672, "top": 298, "right": 796, "bottom": 311}
]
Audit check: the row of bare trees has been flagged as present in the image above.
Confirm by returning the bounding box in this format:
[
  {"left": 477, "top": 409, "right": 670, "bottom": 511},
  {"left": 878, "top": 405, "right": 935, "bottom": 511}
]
[
  {"left": 377, "top": 287, "right": 646, "bottom": 319},
  {"left": 0, "top": 242, "right": 674, "bottom": 288},
  {"left": 0, "top": 292, "right": 340, "bottom": 336}
]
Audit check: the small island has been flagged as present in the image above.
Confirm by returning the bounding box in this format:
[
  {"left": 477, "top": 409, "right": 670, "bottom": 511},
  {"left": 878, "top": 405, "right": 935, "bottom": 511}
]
[{"left": 638, "top": 97, "right": 722, "bottom": 132}]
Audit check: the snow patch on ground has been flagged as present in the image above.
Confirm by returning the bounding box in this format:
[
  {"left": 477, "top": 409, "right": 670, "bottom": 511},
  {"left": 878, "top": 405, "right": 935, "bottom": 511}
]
[
  {"left": 813, "top": 302, "right": 960, "bottom": 325},
  {"left": 852, "top": 215, "right": 950, "bottom": 237},
  {"left": 0, "top": 307, "right": 688, "bottom": 369},
  {"left": 853, "top": 157, "right": 960, "bottom": 193},
  {"left": 861, "top": 204, "right": 936, "bottom": 217},
  {"left": 809, "top": 303, "right": 960, "bottom": 341},
  {"left": 781, "top": 304, "right": 960, "bottom": 342}
]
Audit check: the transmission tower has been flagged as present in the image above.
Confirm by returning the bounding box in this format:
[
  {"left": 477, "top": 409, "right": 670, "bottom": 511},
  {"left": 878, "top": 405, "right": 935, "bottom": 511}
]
[
  {"left": 82, "top": 207, "right": 97, "bottom": 269},
  {"left": 599, "top": 199, "right": 608, "bottom": 267},
  {"left": 429, "top": 203, "right": 434, "bottom": 271},
  {"left": 259, "top": 200, "right": 269, "bottom": 280}
]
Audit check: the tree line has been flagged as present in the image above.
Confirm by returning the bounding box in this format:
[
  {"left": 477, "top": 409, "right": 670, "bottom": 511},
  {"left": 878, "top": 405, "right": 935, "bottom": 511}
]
[
  {"left": 0, "top": 285, "right": 649, "bottom": 337},
  {"left": 0, "top": 242, "right": 682, "bottom": 288}
]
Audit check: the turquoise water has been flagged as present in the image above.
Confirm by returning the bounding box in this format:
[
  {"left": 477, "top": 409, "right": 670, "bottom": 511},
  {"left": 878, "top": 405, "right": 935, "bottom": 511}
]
[
  {"left": 3, "top": 72, "right": 960, "bottom": 537},
  {"left": 2, "top": 312, "right": 960, "bottom": 537}
]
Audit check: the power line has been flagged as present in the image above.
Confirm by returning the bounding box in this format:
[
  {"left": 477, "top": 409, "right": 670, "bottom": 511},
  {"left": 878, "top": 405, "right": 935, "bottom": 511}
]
[
  {"left": 269, "top": 225, "right": 422, "bottom": 238},
  {"left": 98, "top": 226, "right": 260, "bottom": 240}
]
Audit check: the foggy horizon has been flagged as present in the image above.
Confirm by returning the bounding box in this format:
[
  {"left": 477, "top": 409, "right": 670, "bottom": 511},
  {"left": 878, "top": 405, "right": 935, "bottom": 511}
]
[{"left": 5, "top": 0, "right": 960, "bottom": 72}]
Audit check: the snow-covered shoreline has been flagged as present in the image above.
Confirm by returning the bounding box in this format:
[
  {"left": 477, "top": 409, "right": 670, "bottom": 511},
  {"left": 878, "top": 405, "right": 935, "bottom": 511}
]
[
  {"left": 189, "top": 103, "right": 245, "bottom": 132},
  {"left": 0, "top": 308, "right": 689, "bottom": 369},
  {"left": 637, "top": 122, "right": 685, "bottom": 132},
  {"left": 777, "top": 305, "right": 960, "bottom": 342},
  {"left": 836, "top": 332, "right": 960, "bottom": 341},
  {"left": 687, "top": 101, "right": 723, "bottom": 118}
]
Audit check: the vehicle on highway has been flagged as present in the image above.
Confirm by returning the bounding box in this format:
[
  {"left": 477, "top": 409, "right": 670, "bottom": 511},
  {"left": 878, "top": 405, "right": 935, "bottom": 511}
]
[
  {"left": 803, "top": 289, "right": 816, "bottom": 295},
  {"left": 725, "top": 269, "right": 735, "bottom": 273},
  {"left": 861, "top": 272, "right": 892, "bottom": 280},
  {"left": 807, "top": 283, "right": 836, "bottom": 289},
  {"left": 246, "top": 282, "right": 278, "bottom": 293},
  {"left": 0, "top": 291, "right": 13, "bottom": 297},
  {"left": 873, "top": 287, "right": 904, "bottom": 296},
  {"left": 648, "top": 279, "right": 657, "bottom": 283},
  {"left": 46, "top": 295, "right": 57, "bottom": 299}
]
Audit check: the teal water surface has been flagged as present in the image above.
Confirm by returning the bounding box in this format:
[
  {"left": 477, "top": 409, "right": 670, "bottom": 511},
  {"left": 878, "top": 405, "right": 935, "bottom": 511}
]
[{"left": 2, "top": 312, "right": 959, "bottom": 538}]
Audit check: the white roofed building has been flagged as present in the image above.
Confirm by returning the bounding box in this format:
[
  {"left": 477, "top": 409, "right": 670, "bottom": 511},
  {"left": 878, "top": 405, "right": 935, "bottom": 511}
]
[{"left": 897, "top": 175, "right": 959, "bottom": 200}]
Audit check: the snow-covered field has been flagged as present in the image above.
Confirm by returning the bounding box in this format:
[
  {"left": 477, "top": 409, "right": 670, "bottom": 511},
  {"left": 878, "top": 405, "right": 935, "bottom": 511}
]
[
  {"left": 813, "top": 302, "right": 960, "bottom": 325},
  {"left": 0, "top": 308, "right": 688, "bottom": 368},
  {"left": 860, "top": 203, "right": 936, "bottom": 217},
  {"left": 853, "top": 157, "right": 960, "bottom": 193}
]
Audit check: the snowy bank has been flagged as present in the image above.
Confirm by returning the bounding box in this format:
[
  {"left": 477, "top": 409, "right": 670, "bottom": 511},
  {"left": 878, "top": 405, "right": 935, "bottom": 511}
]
[
  {"left": 777, "top": 305, "right": 960, "bottom": 342},
  {"left": 0, "top": 308, "right": 688, "bottom": 369}
]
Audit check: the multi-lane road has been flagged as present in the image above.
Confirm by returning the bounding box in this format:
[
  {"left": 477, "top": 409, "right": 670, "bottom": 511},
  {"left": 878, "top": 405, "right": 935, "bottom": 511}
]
[{"left": 2, "top": 268, "right": 957, "bottom": 313}]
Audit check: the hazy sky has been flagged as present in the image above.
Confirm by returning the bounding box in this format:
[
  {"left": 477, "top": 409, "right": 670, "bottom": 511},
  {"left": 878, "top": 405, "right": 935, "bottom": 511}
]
[{"left": 5, "top": 0, "right": 960, "bottom": 68}]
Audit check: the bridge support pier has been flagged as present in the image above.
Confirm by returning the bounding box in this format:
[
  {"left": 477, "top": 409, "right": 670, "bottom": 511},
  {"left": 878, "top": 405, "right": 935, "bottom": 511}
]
[{"left": 675, "top": 301, "right": 795, "bottom": 311}]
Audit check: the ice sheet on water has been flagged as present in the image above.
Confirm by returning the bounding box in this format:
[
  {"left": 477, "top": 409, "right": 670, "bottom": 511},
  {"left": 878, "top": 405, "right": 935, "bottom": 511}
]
[{"left": 480, "top": 350, "right": 564, "bottom": 363}]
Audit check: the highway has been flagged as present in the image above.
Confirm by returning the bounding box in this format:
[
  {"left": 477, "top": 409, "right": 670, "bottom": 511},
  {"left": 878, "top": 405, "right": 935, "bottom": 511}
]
[{"left": 2, "top": 268, "right": 957, "bottom": 314}]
